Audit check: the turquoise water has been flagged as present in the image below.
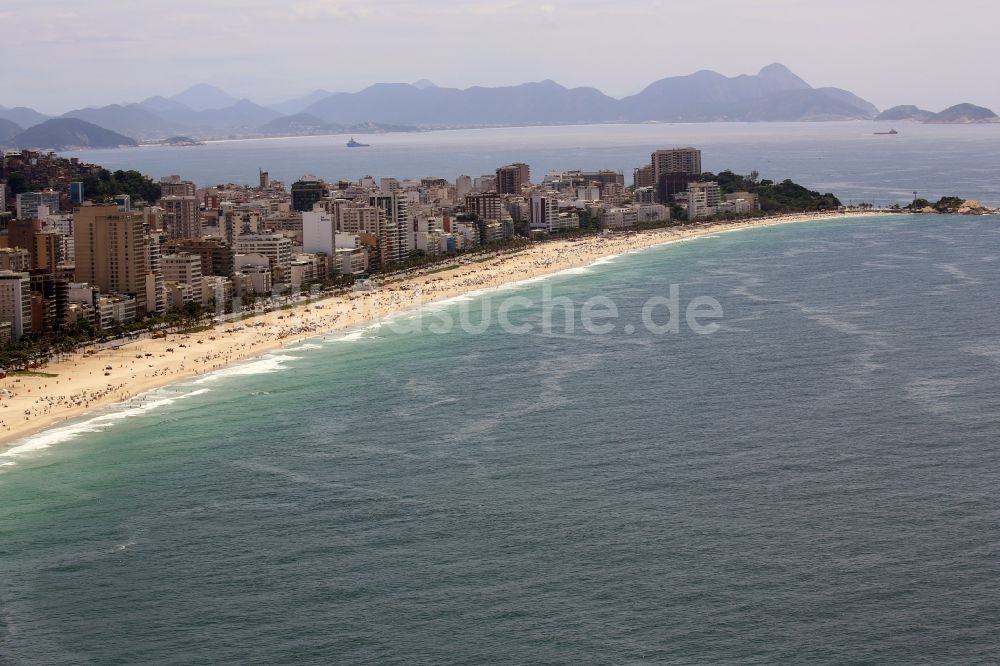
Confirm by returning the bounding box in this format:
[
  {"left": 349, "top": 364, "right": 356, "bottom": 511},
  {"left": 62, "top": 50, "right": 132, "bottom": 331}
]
[
  {"left": 3, "top": 214, "right": 1000, "bottom": 664},
  {"left": 65, "top": 122, "right": 1000, "bottom": 206}
]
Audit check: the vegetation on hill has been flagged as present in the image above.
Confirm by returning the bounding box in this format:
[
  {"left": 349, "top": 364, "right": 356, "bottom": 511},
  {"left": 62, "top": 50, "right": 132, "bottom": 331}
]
[
  {"left": 710, "top": 170, "right": 842, "bottom": 211},
  {"left": 80, "top": 169, "right": 161, "bottom": 203}
]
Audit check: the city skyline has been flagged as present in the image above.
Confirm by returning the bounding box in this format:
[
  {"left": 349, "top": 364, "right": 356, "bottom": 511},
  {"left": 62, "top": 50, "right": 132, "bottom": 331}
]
[{"left": 3, "top": 0, "right": 998, "bottom": 113}]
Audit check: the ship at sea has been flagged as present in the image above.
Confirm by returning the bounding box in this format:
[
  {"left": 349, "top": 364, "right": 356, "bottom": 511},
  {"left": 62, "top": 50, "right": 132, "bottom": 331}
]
[
  {"left": 347, "top": 137, "right": 370, "bottom": 147},
  {"left": 874, "top": 129, "right": 899, "bottom": 135}
]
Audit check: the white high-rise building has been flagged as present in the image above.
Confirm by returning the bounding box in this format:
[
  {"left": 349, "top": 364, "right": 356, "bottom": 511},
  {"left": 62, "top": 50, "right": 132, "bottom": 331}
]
[
  {"left": 302, "top": 209, "right": 337, "bottom": 256},
  {"left": 0, "top": 271, "right": 31, "bottom": 341},
  {"left": 529, "top": 194, "right": 560, "bottom": 232},
  {"left": 369, "top": 193, "right": 411, "bottom": 264}
]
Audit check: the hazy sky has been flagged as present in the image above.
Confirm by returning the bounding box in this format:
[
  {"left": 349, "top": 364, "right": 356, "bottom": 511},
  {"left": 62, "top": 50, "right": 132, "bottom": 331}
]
[{"left": 4, "top": 0, "right": 998, "bottom": 113}]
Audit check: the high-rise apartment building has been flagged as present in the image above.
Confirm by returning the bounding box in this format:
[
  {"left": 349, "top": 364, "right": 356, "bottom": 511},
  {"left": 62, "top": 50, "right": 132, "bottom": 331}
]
[
  {"left": 159, "top": 175, "right": 197, "bottom": 197},
  {"left": 686, "top": 181, "right": 723, "bottom": 220},
  {"left": 74, "top": 205, "right": 148, "bottom": 313},
  {"left": 651, "top": 148, "right": 702, "bottom": 180},
  {"left": 465, "top": 193, "right": 503, "bottom": 221},
  {"left": 302, "top": 210, "right": 337, "bottom": 256},
  {"left": 369, "top": 193, "right": 411, "bottom": 264},
  {"left": 0, "top": 271, "right": 30, "bottom": 341},
  {"left": 496, "top": 163, "right": 530, "bottom": 195},
  {"left": 34, "top": 231, "right": 60, "bottom": 273},
  {"left": 529, "top": 195, "right": 560, "bottom": 232},
  {"left": 633, "top": 165, "right": 654, "bottom": 189},
  {"left": 164, "top": 237, "right": 234, "bottom": 278},
  {"left": 0, "top": 248, "right": 31, "bottom": 272},
  {"left": 334, "top": 202, "right": 381, "bottom": 236},
  {"left": 7, "top": 219, "right": 41, "bottom": 262},
  {"left": 161, "top": 195, "right": 201, "bottom": 239},
  {"left": 651, "top": 148, "right": 702, "bottom": 203},
  {"left": 235, "top": 234, "right": 293, "bottom": 276},
  {"left": 291, "top": 176, "right": 325, "bottom": 212},
  {"left": 162, "top": 252, "right": 204, "bottom": 305},
  {"left": 474, "top": 175, "right": 497, "bottom": 193}
]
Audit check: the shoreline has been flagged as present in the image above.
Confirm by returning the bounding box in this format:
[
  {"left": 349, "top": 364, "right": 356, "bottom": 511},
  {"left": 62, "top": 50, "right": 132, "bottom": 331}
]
[{"left": 0, "top": 211, "right": 894, "bottom": 459}]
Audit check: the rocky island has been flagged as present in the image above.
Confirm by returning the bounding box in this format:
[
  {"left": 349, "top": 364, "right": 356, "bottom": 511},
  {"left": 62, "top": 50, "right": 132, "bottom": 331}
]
[{"left": 925, "top": 103, "right": 999, "bottom": 124}]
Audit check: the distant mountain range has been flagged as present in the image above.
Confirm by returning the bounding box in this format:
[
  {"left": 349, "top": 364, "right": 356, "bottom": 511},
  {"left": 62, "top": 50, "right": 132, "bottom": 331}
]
[
  {"left": 298, "top": 64, "right": 881, "bottom": 125},
  {"left": 2, "top": 65, "right": 998, "bottom": 149}
]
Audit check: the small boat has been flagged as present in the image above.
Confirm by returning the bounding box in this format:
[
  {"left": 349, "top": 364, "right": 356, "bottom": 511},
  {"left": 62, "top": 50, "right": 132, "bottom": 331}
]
[
  {"left": 874, "top": 129, "right": 899, "bottom": 135},
  {"left": 346, "top": 137, "right": 370, "bottom": 148}
]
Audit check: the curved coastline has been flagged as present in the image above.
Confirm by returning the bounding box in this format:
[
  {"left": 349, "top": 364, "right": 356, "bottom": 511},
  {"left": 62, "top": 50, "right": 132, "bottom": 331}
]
[{"left": 0, "top": 211, "right": 894, "bottom": 461}]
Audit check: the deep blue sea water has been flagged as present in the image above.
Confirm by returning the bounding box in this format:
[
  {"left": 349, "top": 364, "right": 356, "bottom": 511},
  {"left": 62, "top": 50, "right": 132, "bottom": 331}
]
[
  {"left": 65, "top": 121, "right": 1000, "bottom": 207},
  {"left": 2, "top": 214, "right": 1000, "bottom": 664}
]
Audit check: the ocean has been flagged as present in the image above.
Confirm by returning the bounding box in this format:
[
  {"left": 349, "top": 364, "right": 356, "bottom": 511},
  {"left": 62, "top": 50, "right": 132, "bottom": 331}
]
[
  {"left": 2, "top": 213, "right": 1000, "bottom": 663},
  {"left": 65, "top": 121, "right": 1000, "bottom": 207}
]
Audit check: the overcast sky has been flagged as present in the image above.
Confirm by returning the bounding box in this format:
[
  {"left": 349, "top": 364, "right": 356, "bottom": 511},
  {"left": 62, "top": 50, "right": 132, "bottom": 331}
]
[{"left": 4, "top": 0, "right": 997, "bottom": 113}]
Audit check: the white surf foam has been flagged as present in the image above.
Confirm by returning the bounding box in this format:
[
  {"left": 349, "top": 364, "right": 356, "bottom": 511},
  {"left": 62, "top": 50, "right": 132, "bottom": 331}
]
[
  {"left": 192, "top": 354, "right": 300, "bottom": 384},
  {"left": 324, "top": 319, "right": 391, "bottom": 342},
  {"left": 332, "top": 330, "right": 366, "bottom": 342},
  {"left": 0, "top": 388, "right": 213, "bottom": 463},
  {"left": 285, "top": 343, "right": 323, "bottom": 351},
  {"left": 590, "top": 253, "right": 623, "bottom": 265}
]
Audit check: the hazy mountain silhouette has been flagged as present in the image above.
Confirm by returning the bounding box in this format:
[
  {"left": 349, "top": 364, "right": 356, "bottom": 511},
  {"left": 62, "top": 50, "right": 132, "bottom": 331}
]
[
  {"left": 61, "top": 104, "right": 185, "bottom": 139},
  {"left": 11, "top": 118, "right": 137, "bottom": 150},
  {"left": 301, "top": 64, "right": 877, "bottom": 125},
  {"left": 169, "top": 84, "right": 240, "bottom": 111},
  {"left": 268, "top": 90, "right": 337, "bottom": 116},
  {"left": 10, "top": 64, "right": 1000, "bottom": 144},
  {"left": 0, "top": 118, "right": 23, "bottom": 145},
  {"left": 304, "top": 79, "right": 621, "bottom": 126},
  {"left": 617, "top": 63, "right": 876, "bottom": 121},
  {"left": 61, "top": 98, "right": 280, "bottom": 139},
  {"left": 0, "top": 106, "right": 50, "bottom": 129}
]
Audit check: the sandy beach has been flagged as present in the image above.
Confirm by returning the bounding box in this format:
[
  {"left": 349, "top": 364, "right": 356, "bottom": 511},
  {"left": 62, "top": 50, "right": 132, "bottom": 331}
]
[{"left": 0, "top": 211, "right": 890, "bottom": 452}]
